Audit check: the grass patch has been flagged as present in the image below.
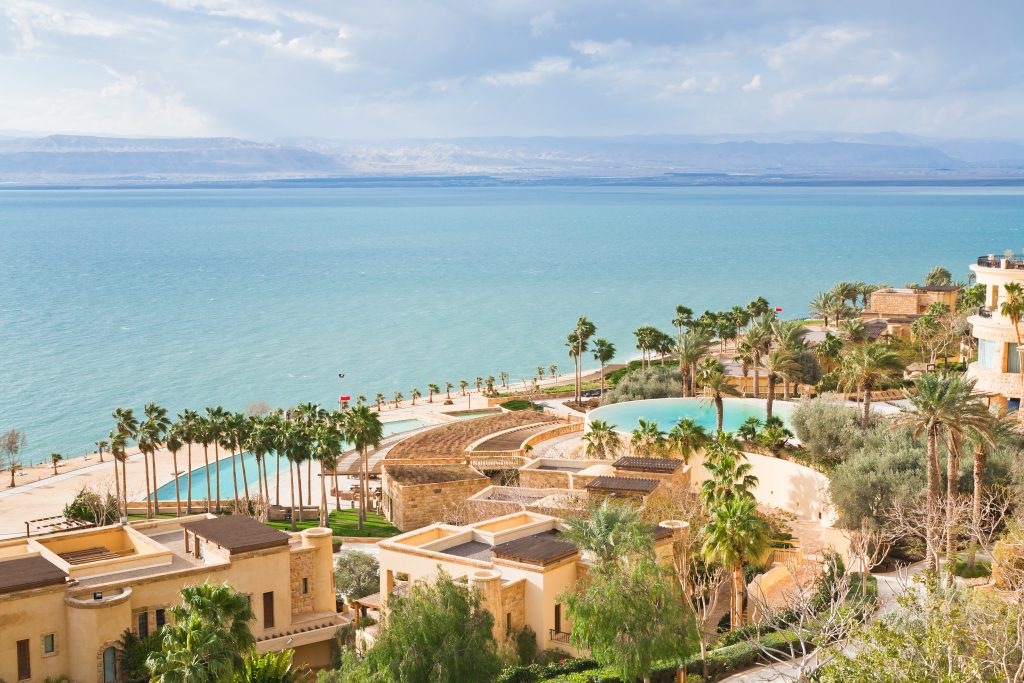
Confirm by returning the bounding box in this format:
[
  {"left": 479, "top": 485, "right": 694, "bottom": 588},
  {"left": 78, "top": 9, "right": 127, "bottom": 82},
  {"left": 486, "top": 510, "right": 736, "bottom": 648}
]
[
  {"left": 501, "top": 399, "right": 543, "bottom": 411},
  {"left": 605, "top": 359, "right": 680, "bottom": 385},
  {"left": 266, "top": 508, "right": 401, "bottom": 538},
  {"left": 952, "top": 559, "right": 992, "bottom": 579}
]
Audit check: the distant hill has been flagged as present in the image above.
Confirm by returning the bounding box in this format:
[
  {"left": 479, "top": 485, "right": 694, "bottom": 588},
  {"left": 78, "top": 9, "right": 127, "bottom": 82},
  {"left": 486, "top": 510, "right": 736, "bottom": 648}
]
[{"left": 1, "top": 132, "right": 1023, "bottom": 185}]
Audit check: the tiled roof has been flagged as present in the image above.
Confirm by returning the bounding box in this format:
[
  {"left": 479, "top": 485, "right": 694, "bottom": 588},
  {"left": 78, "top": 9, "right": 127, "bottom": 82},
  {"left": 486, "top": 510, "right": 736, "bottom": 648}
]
[
  {"left": 492, "top": 530, "right": 577, "bottom": 566},
  {"left": 0, "top": 556, "right": 68, "bottom": 595},
  {"left": 181, "top": 516, "right": 290, "bottom": 554},
  {"left": 612, "top": 456, "right": 682, "bottom": 473},
  {"left": 584, "top": 476, "right": 659, "bottom": 494}
]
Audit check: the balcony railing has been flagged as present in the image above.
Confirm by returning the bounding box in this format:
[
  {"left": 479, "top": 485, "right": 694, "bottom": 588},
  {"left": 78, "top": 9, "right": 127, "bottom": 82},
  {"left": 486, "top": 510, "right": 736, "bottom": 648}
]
[
  {"left": 549, "top": 629, "right": 572, "bottom": 644},
  {"left": 977, "top": 255, "right": 1024, "bottom": 269},
  {"left": 978, "top": 307, "right": 993, "bottom": 319}
]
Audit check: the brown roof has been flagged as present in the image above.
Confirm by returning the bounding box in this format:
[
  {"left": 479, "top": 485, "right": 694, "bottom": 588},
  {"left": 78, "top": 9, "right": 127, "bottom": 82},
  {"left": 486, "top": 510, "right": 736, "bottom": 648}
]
[
  {"left": 492, "top": 530, "right": 577, "bottom": 566},
  {"left": 612, "top": 457, "right": 682, "bottom": 474},
  {"left": 383, "top": 464, "right": 486, "bottom": 486},
  {"left": 0, "top": 555, "right": 68, "bottom": 595},
  {"left": 584, "top": 476, "right": 659, "bottom": 494},
  {"left": 181, "top": 516, "right": 290, "bottom": 554}
]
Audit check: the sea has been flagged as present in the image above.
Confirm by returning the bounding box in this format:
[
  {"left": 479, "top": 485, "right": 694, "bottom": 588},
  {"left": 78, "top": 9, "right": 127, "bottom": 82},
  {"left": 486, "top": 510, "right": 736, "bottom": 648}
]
[{"left": 2, "top": 184, "right": 1022, "bottom": 464}]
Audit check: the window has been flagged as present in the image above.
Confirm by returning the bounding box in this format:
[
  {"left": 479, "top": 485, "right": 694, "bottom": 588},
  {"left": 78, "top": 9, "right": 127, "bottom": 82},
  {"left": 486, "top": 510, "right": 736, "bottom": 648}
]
[
  {"left": 554, "top": 604, "right": 561, "bottom": 633},
  {"left": 263, "top": 592, "right": 275, "bottom": 629},
  {"left": 506, "top": 613, "right": 512, "bottom": 635},
  {"left": 103, "top": 646, "right": 117, "bottom": 683},
  {"left": 1009, "top": 343, "right": 1021, "bottom": 374},
  {"left": 138, "top": 610, "right": 149, "bottom": 637},
  {"left": 302, "top": 577, "right": 309, "bottom": 594},
  {"left": 16, "top": 639, "right": 30, "bottom": 680},
  {"left": 978, "top": 339, "right": 997, "bottom": 370},
  {"left": 156, "top": 609, "right": 166, "bottom": 630},
  {"left": 43, "top": 632, "right": 55, "bottom": 654}
]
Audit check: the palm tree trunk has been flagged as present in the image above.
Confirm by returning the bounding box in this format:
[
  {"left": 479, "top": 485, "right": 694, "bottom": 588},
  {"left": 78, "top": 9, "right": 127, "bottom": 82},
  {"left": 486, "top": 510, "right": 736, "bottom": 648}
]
[
  {"left": 113, "top": 457, "right": 122, "bottom": 521},
  {"left": 783, "top": 378, "right": 791, "bottom": 401},
  {"left": 716, "top": 397, "right": 724, "bottom": 433},
  {"left": 599, "top": 362, "right": 605, "bottom": 396},
  {"left": 861, "top": 387, "right": 872, "bottom": 429},
  {"left": 319, "top": 460, "right": 328, "bottom": 527},
  {"left": 143, "top": 451, "right": 153, "bottom": 519},
  {"left": 262, "top": 455, "right": 270, "bottom": 501},
  {"left": 766, "top": 376, "right": 776, "bottom": 420},
  {"left": 214, "top": 443, "right": 222, "bottom": 513},
  {"left": 289, "top": 460, "right": 298, "bottom": 531},
  {"left": 731, "top": 564, "right": 744, "bottom": 629},
  {"left": 254, "top": 454, "right": 263, "bottom": 503},
  {"left": 358, "top": 447, "right": 366, "bottom": 531},
  {"left": 151, "top": 448, "right": 160, "bottom": 516},
  {"left": 752, "top": 359, "right": 761, "bottom": 399},
  {"left": 230, "top": 448, "right": 239, "bottom": 508},
  {"left": 186, "top": 442, "right": 193, "bottom": 514},
  {"left": 171, "top": 449, "right": 181, "bottom": 517},
  {"left": 296, "top": 460, "right": 304, "bottom": 524},
  {"left": 925, "top": 427, "right": 941, "bottom": 573},
  {"left": 970, "top": 443, "right": 986, "bottom": 567},
  {"left": 202, "top": 445, "right": 212, "bottom": 513},
  {"left": 121, "top": 459, "right": 128, "bottom": 519},
  {"left": 946, "top": 435, "right": 962, "bottom": 583},
  {"left": 334, "top": 467, "right": 341, "bottom": 512},
  {"left": 275, "top": 453, "right": 281, "bottom": 507},
  {"left": 240, "top": 448, "right": 251, "bottom": 503}
]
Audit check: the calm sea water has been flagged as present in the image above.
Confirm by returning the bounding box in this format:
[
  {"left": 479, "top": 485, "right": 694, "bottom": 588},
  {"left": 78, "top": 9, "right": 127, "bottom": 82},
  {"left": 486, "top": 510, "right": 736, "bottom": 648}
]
[{"left": 2, "top": 185, "right": 1022, "bottom": 463}]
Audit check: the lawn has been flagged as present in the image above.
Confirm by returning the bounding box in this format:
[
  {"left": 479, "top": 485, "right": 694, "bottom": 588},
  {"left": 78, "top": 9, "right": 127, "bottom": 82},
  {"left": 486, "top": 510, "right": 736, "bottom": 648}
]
[{"left": 267, "top": 509, "right": 401, "bottom": 538}]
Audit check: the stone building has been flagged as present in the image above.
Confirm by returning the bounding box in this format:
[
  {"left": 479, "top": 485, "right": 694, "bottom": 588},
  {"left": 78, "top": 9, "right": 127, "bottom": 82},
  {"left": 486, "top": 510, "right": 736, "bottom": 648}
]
[
  {"left": 380, "top": 464, "right": 490, "bottom": 532},
  {"left": 865, "top": 286, "right": 959, "bottom": 316},
  {"left": 0, "top": 515, "right": 341, "bottom": 682}
]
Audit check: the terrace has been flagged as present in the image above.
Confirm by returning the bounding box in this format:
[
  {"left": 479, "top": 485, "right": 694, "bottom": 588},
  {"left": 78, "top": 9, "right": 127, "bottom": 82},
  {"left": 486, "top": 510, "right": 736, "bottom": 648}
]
[{"left": 387, "top": 411, "right": 552, "bottom": 462}]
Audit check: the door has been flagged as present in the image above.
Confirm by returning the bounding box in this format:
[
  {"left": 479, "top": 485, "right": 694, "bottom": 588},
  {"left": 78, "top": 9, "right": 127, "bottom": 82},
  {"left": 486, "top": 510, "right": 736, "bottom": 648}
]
[
  {"left": 16, "top": 639, "right": 29, "bottom": 680},
  {"left": 103, "top": 646, "right": 117, "bottom": 683},
  {"left": 263, "top": 591, "right": 275, "bottom": 629}
]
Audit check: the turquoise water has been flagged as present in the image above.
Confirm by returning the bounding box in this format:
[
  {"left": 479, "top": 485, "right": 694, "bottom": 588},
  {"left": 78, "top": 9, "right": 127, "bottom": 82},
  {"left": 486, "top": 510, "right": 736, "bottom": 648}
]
[
  {"left": 152, "top": 418, "right": 426, "bottom": 500},
  {"left": 587, "top": 398, "right": 795, "bottom": 434},
  {"left": 2, "top": 186, "right": 1022, "bottom": 462}
]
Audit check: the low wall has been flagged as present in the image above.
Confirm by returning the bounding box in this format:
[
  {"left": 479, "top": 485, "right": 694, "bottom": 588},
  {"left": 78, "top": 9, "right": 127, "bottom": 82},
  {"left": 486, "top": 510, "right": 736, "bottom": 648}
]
[{"left": 690, "top": 450, "right": 836, "bottom": 526}]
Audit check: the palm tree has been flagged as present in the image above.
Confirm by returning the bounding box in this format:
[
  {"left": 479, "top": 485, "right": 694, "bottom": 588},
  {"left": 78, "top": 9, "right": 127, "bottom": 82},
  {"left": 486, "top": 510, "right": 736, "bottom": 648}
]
[
  {"left": 49, "top": 452, "right": 62, "bottom": 475},
  {"left": 109, "top": 430, "right": 127, "bottom": 520},
  {"left": 678, "top": 329, "right": 712, "bottom": 397},
  {"left": 858, "top": 282, "right": 881, "bottom": 309},
  {"left": 548, "top": 364, "right": 557, "bottom": 380},
  {"left": 702, "top": 495, "right": 771, "bottom": 629},
  {"left": 700, "top": 436, "right": 758, "bottom": 504},
  {"left": 630, "top": 419, "right": 666, "bottom": 458},
  {"left": 1000, "top": 282, "right": 1024, "bottom": 388},
  {"left": 393, "top": 391, "right": 403, "bottom": 409},
  {"left": 194, "top": 416, "right": 215, "bottom": 512},
  {"left": 179, "top": 410, "right": 200, "bottom": 514},
  {"left": 839, "top": 318, "right": 869, "bottom": 344},
  {"left": 592, "top": 338, "right": 616, "bottom": 396},
  {"left": 673, "top": 304, "right": 694, "bottom": 339},
  {"left": 294, "top": 403, "right": 324, "bottom": 508},
  {"left": 427, "top": 383, "right": 439, "bottom": 403},
  {"left": 485, "top": 376, "right": 495, "bottom": 395},
  {"left": 238, "top": 651, "right": 298, "bottom": 683},
  {"left": 344, "top": 406, "right": 384, "bottom": 530},
  {"left": 411, "top": 388, "right": 422, "bottom": 405},
  {"left": 696, "top": 358, "right": 740, "bottom": 432},
  {"left": 561, "top": 499, "right": 650, "bottom": 565},
  {"left": 137, "top": 403, "right": 171, "bottom": 518},
  {"left": 445, "top": 382, "right": 454, "bottom": 399},
  {"left": 582, "top": 420, "right": 621, "bottom": 459},
  {"left": 375, "top": 393, "right": 386, "bottom": 411},
  {"left": 112, "top": 407, "right": 138, "bottom": 511},
  {"left": 312, "top": 421, "right": 341, "bottom": 527},
  {"left": 166, "top": 425, "right": 184, "bottom": 516},
  {"left": 219, "top": 416, "right": 241, "bottom": 508},
  {"left": 809, "top": 291, "right": 838, "bottom": 326},
  {"left": 839, "top": 342, "right": 906, "bottom": 428},
  {"left": 815, "top": 332, "right": 843, "bottom": 373},
  {"left": 459, "top": 380, "right": 469, "bottom": 396},
  {"left": 744, "top": 322, "right": 772, "bottom": 399},
  {"left": 570, "top": 316, "right": 597, "bottom": 402},
  {"left": 831, "top": 281, "right": 860, "bottom": 308},
  {"left": 475, "top": 376, "right": 483, "bottom": 393},
  {"left": 763, "top": 348, "right": 799, "bottom": 420},
  {"left": 95, "top": 439, "right": 108, "bottom": 463},
  {"left": 667, "top": 418, "right": 709, "bottom": 461},
  {"left": 892, "top": 373, "right": 986, "bottom": 572},
  {"left": 825, "top": 298, "right": 854, "bottom": 326},
  {"left": 924, "top": 266, "right": 953, "bottom": 287},
  {"left": 206, "top": 407, "right": 228, "bottom": 513},
  {"left": 247, "top": 417, "right": 276, "bottom": 503}
]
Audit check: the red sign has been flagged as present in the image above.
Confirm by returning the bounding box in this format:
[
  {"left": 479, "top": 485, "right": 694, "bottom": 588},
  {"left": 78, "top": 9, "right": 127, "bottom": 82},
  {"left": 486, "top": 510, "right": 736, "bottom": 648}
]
[
  {"left": 339, "top": 395, "right": 351, "bottom": 402},
  {"left": 774, "top": 307, "right": 783, "bottom": 312}
]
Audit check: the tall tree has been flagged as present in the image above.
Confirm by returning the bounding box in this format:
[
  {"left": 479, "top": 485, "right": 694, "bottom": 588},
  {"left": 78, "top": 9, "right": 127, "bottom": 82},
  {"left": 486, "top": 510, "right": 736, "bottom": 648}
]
[
  {"left": 561, "top": 499, "right": 651, "bottom": 564},
  {"left": 344, "top": 406, "right": 384, "bottom": 530},
  {"left": 630, "top": 419, "right": 666, "bottom": 458},
  {"left": 592, "top": 338, "right": 616, "bottom": 396},
  {"left": 178, "top": 410, "right": 200, "bottom": 514},
  {"left": 678, "top": 328, "right": 712, "bottom": 397},
  {"left": 763, "top": 348, "right": 799, "bottom": 420},
  {"left": 166, "top": 425, "right": 184, "bottom": 516},
  {"left": 695, "top": 358, "right": 740, "bottom": 432},
  {"left": 312, "top": 420, "right": 341, "bottom": 527},
  {"left": 205, "top": 406, "right": 228, "bottom": 513},
  {"left": 1000, "top": 282, "right": 1024, "bottom": 389},
  {"left": 700, "top": 435, "right": 759, "bottom": 505},
  {"left": 95, "top": 438, "right": 107, "bottom": 463},
  {"left": 137, "top": 403, "right": 171, "bottom": 518},
  {"left": 744, "top": 322, "right": 773, "bottom": 398},
  {"left": 570, "top": 316, "right": 597, "bottom": 403},
  {"left": 581, "top": 419, "right": 621, "bottom": 460},
  {"left": 109, "top": 430, "right": 127, "bottom": 519},
  {"left": 194, "top": 416, "right": 215, "bottom": 512},
  {"left": 427, "top": 383, "right": 439, "bottom": 403},
  {"left": 667, "top": 417, "right": 710, "bottom": 461},
  {"left": 839, "top": 342, "right": 906, "bottom": 428},
  {"left": 702, "top": 495, "right": 770, "bottom": 629}
]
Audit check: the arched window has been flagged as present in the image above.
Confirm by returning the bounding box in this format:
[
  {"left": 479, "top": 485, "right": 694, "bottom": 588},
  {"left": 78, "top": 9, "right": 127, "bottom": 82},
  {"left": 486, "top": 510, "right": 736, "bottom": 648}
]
[{"left": 102, "top": 646, "right": 117, "bottom": 683}]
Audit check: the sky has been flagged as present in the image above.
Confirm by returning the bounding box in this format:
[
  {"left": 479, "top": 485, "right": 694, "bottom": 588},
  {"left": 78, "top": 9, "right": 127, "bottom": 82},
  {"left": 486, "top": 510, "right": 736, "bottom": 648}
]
[{"left": 2, "top": 1, "right": 1023, "bottom": 140}]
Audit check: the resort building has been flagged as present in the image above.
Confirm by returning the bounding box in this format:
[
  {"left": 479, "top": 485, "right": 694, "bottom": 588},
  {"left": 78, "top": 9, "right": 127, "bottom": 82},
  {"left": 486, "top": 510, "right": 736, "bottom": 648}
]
[
  {"left": 375, "top": 512, "right": 684, "bottom": 652},
  {"left": 865, "top": 286, "right": 959, "bottom": 316},
  {"left": 968, "top": 253, "right": 1024, "bottom": 408},
  {"left": 381, "top": 464, "right": 490, "bottom": 532},
  {"left": 0, "top": 515, "right": 342, "bottom": 682}
]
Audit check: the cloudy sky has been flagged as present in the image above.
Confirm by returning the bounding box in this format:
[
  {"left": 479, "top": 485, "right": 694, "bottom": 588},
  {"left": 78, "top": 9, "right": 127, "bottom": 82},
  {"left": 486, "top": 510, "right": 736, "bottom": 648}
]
[{"left": 2, "top": 1, "right": 1023, "bottom": 140}]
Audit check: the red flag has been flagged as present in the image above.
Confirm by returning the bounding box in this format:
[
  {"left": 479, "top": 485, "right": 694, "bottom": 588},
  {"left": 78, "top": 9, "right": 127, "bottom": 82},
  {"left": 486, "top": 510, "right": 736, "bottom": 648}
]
[
  {"left": 339, "top": 395, "right": 351, "bottom": 402},
  {"left": 774, "top": 307, "right": 783, "bottom": 312}
]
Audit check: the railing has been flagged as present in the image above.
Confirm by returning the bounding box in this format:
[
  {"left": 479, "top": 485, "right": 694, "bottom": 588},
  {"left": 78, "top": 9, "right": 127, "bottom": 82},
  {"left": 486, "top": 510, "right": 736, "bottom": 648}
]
[
  {"left": 977, "top": 307, "right": 993, "bottom": 319},
  {"left": 767, "top": 546, "right": 804, "bottom": 567},
  {"left": 978, "top": 255, "right": 1024, "bottom": 269},
  {"left": 549, "top": 629, "right": 572, "bottom": 644}
]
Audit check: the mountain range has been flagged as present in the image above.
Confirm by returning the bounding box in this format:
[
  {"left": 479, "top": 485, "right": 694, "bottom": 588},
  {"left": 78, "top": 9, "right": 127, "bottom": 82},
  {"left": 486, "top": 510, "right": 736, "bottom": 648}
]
[{"left": 2, "top": 132, "right": 1024, "bottom": 185}]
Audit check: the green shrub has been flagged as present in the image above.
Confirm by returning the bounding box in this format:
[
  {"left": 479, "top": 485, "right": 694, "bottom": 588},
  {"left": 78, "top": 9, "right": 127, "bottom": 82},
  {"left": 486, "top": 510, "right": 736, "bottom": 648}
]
[
  {"left": 118, "top": 629, "right": 162, "bottom": 682},
  {"left": 601, "top": 366, "right": 684, "bottom": 405},
  {"left": 952, "top": 559, "right": 992, "bottom": 579},
  {"left": 496, "top": 657, "right": 599, "bottom": 683},
  {"left": 513, "top": 625, "right": 540, "bottom": 665},
  {"left": 501, "top": 400, "right": 543, "bottom": 412},
  {"left": 64, "top": 486, "right": 119, "bottom": 526}
]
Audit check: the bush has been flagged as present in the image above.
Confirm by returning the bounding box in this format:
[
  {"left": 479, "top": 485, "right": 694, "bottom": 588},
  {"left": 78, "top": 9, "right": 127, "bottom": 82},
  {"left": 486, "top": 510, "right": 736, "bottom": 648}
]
[
  {"left": 118, "top": 629, "right": 162, "bottom": 682},
  {"left": 952, "top": 559, "right": 992, "bottom": 579},
  {"left": 601, "top": 367, "right": 684, "bottom": 405},
  {"left": 334, "top": 550, "right": 379, "bottom": 601},
  {"left": 501, "top": 400, "right": 543, "bottom": 412},
  {"left": 64, "top": 486, "right": 119, "bottom": 526},
  {"left": 512, "top": 626, "right": 540, "bottom": 665},
  {"left": 789, "top": 399, "right": 864, "bottom": 470},
  {"left": 496, "top": 657, "right": 599, "bottom": 683}
]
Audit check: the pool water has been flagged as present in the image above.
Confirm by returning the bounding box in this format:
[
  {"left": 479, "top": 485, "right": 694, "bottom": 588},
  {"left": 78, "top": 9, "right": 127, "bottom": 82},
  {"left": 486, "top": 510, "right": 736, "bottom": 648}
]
[
  {"left": 153, "top": 418, "right": 428, "bottom": 501},
  {"left": 586, "top": 398, "right": 795, "bottom": 435}
]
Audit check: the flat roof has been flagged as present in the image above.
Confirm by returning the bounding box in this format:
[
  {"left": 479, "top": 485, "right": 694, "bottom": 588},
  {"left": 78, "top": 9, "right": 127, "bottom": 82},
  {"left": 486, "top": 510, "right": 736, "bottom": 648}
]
[
  {"left": 584, "top": 476, "right": 660, "bottom": 494},
  {"left": 442, "top": 540, "right": 494, "bottom": 562},
  {"left": 181, "top": 516, "right": 290, "bottom": 554},
  {"left": 492, "top": 530, "right": 577, "bottom": 566},
  {"left": 612, "top": 457, "right": 682, "bottom": 474},
  {"left": 384, "top": 464, "right": 486, "bottom": 486},
  {"left": 0, "top": 556, "right": 68, "bottom": 595}
]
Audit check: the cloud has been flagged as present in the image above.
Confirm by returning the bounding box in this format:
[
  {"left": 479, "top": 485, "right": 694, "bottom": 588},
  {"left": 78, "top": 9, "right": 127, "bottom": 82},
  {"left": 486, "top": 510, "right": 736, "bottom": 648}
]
[
  {"left": 481, "top": 56, "right": 571, "bottom": 86},
  {"left": 742, "top": 74, "right": 762, "bottom": 92},
  {"left": 572, "top": 39, "right": 631, "bottom": 60},
  {"left": 766, "top": 24, "right": 872, "bottom": 74},
  {"left": 223, "top": 29, "right": 351, "bottom": 71},
  {"left": 2, "top": 0, "right": 128, "bottom": 51},
  {"left": 529, "top": 10, "right": 559, "bottom": 38},
  {"left": 825, "top": 72, "right": 895, "bottom": 94}
]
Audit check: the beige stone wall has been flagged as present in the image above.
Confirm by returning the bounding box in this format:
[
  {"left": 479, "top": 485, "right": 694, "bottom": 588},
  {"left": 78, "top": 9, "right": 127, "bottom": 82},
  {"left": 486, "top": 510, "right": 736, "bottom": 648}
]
[
  {"left": 387, "top": 477, "right": 491, "bottom": 531},
  {"left": 501, "top": 579, "right": 527, "bottom": 637},
  {"left": 968, "top": 362, "right": 1023, "bottom": 401},
  {"left": 519, "top": 469, "right": 572, "bottom": 489},
  {"left": 290, "top": 548, "right": 316, "bottom": 616},
  {"left": 869, "top": 291, "right": 925, "bottom": 315}
]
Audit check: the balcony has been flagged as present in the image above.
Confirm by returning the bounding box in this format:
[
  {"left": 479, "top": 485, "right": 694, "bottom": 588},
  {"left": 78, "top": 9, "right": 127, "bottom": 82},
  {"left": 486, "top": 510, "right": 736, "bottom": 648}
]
[
  {"left": 977, "top": 255, "right": 1024, "bottom": 269},
  {"left": 549, "top": 629, "right": 572, "bottom": 644}
]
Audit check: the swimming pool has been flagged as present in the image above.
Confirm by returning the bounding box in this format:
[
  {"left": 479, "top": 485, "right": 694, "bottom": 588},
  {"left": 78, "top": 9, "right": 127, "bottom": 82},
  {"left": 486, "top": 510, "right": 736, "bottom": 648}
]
[
  {"left": 585, "top": 398, "right": 795, "bottom": 435},
  {"left": 153, "top": 418, "right": 429, "bottom": 501}
]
